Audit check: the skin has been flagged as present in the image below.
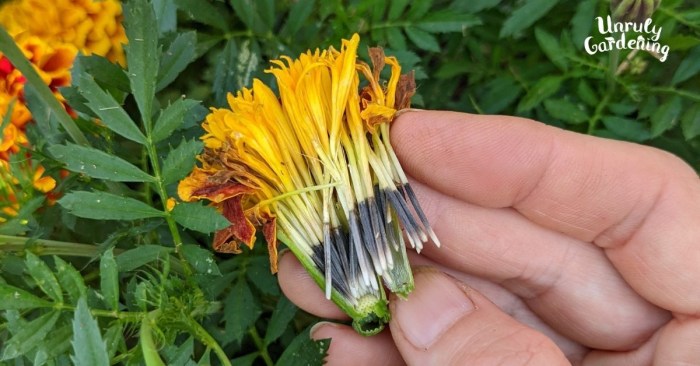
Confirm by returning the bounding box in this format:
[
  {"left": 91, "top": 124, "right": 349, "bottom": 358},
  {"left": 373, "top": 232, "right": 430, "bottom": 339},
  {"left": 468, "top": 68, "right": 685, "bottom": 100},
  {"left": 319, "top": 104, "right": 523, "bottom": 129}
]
[{"left": 278, "top": 111, "right": 700, "bottom": 365}]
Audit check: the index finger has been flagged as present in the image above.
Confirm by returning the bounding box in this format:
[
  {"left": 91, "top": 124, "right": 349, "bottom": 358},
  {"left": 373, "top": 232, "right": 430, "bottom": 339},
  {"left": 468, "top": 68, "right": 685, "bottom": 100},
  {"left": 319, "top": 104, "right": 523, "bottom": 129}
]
[{"left": 391, "top": 111, "right": 700, "bottom": 314}]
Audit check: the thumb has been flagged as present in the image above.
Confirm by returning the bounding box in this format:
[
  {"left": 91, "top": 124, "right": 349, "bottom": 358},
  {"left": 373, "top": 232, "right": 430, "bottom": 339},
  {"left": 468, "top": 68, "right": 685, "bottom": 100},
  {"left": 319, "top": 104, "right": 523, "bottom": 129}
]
[{"left": 390, "top": 268, "right": 569, "bottom": 365}]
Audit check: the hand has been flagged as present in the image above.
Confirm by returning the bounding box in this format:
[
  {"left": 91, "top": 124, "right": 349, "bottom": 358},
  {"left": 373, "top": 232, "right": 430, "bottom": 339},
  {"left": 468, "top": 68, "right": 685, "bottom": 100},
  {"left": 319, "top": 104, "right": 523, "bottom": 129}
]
[{"left": 278, "top": 111, "right": 700, "bottom": 365}]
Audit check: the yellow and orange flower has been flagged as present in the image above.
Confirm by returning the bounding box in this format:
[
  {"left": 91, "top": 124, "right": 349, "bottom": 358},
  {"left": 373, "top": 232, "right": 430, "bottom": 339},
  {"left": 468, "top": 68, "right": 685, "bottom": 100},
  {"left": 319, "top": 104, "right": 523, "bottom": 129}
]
[{"left": 179, "top": 34, "right": 438, "bottom": 335}]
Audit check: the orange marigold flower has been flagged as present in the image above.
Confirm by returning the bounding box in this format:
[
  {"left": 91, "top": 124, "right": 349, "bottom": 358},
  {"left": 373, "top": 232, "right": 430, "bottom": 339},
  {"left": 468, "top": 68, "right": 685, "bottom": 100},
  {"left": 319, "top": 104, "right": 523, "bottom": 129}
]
[{"left": 0, "top": 0, "right": 127, "bottom": 64}]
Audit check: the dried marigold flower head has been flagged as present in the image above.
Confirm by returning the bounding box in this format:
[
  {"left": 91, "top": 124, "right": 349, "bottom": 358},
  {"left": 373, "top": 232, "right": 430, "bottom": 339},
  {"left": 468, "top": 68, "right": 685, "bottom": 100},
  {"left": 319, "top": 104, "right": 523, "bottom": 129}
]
[{"left": 179, "top": 34, "right": 439, "bottom": 335}]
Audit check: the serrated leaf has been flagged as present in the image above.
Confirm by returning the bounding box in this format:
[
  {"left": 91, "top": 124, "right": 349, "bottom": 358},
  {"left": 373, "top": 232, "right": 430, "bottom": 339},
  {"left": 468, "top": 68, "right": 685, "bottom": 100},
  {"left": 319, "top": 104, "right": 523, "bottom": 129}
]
[
  {"left": 517, "top": 76, "right": 564, "bottom": 112},
  {"left": 157, "top": 31, "right": 197, "bottom": 91},
  {"left": 388, "top": 0, "right": 410, "bottom": 20},
  {"left": 25, "top": 252, "right": 63, "bottom": 303},
  {"left": 182, "top": 245, "right": 222, "bottom": 276},
  {"left": 601, "top": 116, "right": 651, "bottom": 142},
  {"left": 404, "top": 26, "right": 440, "bottom": 52},
  {"left": 480, "top": 76, "right": 523, "bottom": 114},
  {"left": 172, "top": 202, "right": 229, "bottom": 233},
  {"left": 49, "top": 143, "right": 155, "bottom": 182},
  {"left": 415, "top": 12, "right": 482, "bottom": 33},
  {"left": 276, "top": 327, "right": 330, "bottom": 366},
  {"left": 124, "top": 0, "right": 160, "bottom": 124},
  {"left": 76, "top": 74, "right": 146, "bottom": 144},
  {"left": 24, "top": 85, "right": 63, "bottom": 145},
  {"left": 71, "top": 297, "right": 109, "bottom": 366},
  {"left": 570, "top": 0, "right": 597, "bottom": 47},
  {"left": 232, "top": 353, "right": 258, "bottom": 366},
  {"left": 152, "top": 0, "right": 177, "bottom": 34},
  {"left": 576, "top": 79, "right": 599, "bottom": 107},
  {"left": 59, "top": 191, "right": 165, "bottom": 220},
  {"left": 651, "top": 96, "right": 683, "bottom": 138},
  {"left": 535, "top": 27, "right": 568, "bottom": 71},
  {"left": 213, "top": 39, "right": 260, "bottom": 106},
  {"left": 2, "top": 311, "right": 60, "bottom": 360},
  {"left": 386, "top": 27, "right": 407, "bottom": 50},
  {"left": 152, "top": 99, "right": 200, "bottom": 142},
  {"left": 34, "top": 323, "right": 73, "bottom": 365},
  {"left": 0, "top": 283, "right": 52, "bottom": 310},
  {"left": 544, "top": 99, "right": 588, "bottom": 124},
  {"left": 406, "top": 0, "right": 432, "bottom": 20},
  {"left": 280, "top": 0, "right": 315, "bottom": 35},
  {"left": 73, "top": 54, "right": 130, "bottom": 92},
  {"left": 500, "top": 0, "right": 559, "bottom": 38},
  {"left": 246, "top": 256, "right": 280, "bottom": 296},
  {"left": 161, "top": 139, "right": 203, "bottom": 184},
  {"left": 104, "top": 323, "right": 124, "bottom": 359},
  {"left": 54, "top": 256, "right": 87, "bottom": 304},
  {"left": 681, "top": 104, "right": 700, "bottom": 140},
  {"left": 223, "top": 280, "right": 261, "bottom": 345},
  {"left": 100, "top": 248, "right": 119, "bottom": 311},
  {"left": 264, "top": 296, "right": 297, "bottom": 345},
  {"left": 116, "top": 245, "right": 174, "bottom": 272},
  {"left": 671, "top": 45, "right": 700, "bottom": 85},
  {"left": 174, "top": 0, "right": 230, "bottom": 31},
  {"left": 163, "top": 337, "right": 195, "bottom": 365},
  {"left": 230, "top": 0, "right": 272, "bottom": 34}
]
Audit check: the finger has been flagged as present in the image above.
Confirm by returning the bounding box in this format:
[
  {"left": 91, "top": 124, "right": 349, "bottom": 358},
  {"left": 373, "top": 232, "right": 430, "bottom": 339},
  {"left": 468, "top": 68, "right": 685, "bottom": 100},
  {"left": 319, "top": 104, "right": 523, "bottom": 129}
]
[
  {"left": 392, "top": 111, "right": 700, "bottom": 314},
  {"left": 390, "top": 267, "right": 569, "bottom": 365},
  {"left": 408, "top": 253, "right": 588, "bottom": 362},
  {"left": 277, "top": 250, "right": 348, "bottom": 320},
  {"left": 410, "top": 179, "right": 668, "bottom": 350},
  {"left": 310, "top": 322, "right": 404, "bottom": 366}
]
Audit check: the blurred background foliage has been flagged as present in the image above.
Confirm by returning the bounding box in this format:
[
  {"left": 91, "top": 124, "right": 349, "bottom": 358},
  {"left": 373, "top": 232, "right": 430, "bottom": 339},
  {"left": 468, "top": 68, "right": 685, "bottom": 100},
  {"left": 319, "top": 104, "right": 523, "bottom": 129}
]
[{"left": 0, "top": 0, "right": 699, "bottom": 365}]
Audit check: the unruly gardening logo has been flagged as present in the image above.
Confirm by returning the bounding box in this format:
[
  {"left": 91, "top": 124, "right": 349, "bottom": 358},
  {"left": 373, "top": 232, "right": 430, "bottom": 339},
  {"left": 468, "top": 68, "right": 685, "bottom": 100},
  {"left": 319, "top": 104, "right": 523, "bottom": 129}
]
[{"left": 584, "top": 16, "right": 670, "bottom": 62}]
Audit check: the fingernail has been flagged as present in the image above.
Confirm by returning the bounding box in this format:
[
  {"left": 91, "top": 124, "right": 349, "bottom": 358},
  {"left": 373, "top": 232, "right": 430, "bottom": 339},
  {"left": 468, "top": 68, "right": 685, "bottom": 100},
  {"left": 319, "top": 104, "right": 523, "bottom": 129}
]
[
  {"left": 393, "top": 268, "right": 475, "bottom": 349},
  {"left": 310, "top": 321, "right": 339, "bottom": 340}
]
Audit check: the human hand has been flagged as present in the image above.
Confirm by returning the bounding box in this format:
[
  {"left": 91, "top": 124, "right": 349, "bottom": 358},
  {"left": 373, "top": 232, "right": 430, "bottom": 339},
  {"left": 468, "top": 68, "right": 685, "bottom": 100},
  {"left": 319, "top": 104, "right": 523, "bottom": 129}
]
[{"left": 278, "top": 111, "right": 700, "bottom": 365}]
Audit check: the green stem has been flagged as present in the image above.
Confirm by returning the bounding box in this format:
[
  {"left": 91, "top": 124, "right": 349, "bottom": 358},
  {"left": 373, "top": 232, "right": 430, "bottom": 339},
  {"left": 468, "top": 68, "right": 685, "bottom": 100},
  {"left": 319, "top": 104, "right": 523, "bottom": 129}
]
[
  {"left": 249, "top": 326, "right": 274, "bottom": 366},
  {"left": 587, "top": 91, "right": 613, "bottom": 134},
  {"left": 0, "top": 235, "right": 110, "bottom": 257},
  {"left": 53, "top": 303, "right": 145, "bottom": 322},
  {"left": 648, "top": 87, "right": 700, "bottom": 102},
  {"left": 182, "top": 316, "right": 232, "bottom": 366}
]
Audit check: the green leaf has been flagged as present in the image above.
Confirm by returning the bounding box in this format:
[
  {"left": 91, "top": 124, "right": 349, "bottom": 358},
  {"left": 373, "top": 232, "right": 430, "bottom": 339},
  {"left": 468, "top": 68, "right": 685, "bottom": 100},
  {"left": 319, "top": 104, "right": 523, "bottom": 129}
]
[
  {"left": 54, "top": 256, "right": 87, "bottom": 304},
  {"left": 73, "top": 54, "right": 130, "bottom": 92},
  {"left": 59, "top": 191, "right": 166, "bottom": 220},
  {"left": 161, "top": 139, "right": 203, "bottom": 184},
  {"left": 24, "top": 85, "right": 63, "bottom": 145},
  {"left": 570, "top": 0, "right": 598, "bottom": 47},
  {"left": 34, "top": 323, "right": 73, "bottom": 365},
  {"left": 2, "top": 311, "right": 60, "bottom": 360},
  {"left": 246, "top": 256, "right": 280, "bottom": 296},
  {"left": 213, "top": 39, "right": 260, "bottom": 106},
  {"left": 404, "top": 26, "right": 440, "bottom": 52},
  {"left": 387, "top": 0, "right": 410, "bottom": 20},
  {"left": 49, "top": 143, "right": 155, "bottom": 182},
  {"left": 517, "top": 76, "right": 564, "bottom": 112},
  {"left": 415, "top": 12, "right": 482, "bottom": 33},
  {"left": 25, "top": 252, "right": 63, "bottom": 303},
  {"left": 223, "top": 280, "right": 261, "bottom": 345},
  {"left": 101, "top": 248, "right": 119, "bottom": 311},
  {"left": 124, "top": 0, "right": 160, "bottom": 124},
  {"left": 479, "top": 76, "right": 522, "bottom": 114},
  {"left": 152, "top": 0, "right": 177, "bottom": 34},
  {"left": 152, "top": 98, "right": 200, "bottom": 142},
  {"left": 76, "top": 74, "right": 146, "bottom": 144},
  {"left": 264, "top": 296, "right": 297, "bottom": 345},
  {"left": 535, "top": 27, "right": 568, "bottom": 71},
  {"left": 230, "top": 0, "right": 272, "bottom": 34},
  {"left": 174, "top": 0, "right": 230, "bottom": 31},
  {"left": 500, "top": 0, "right": 559, "bottom": 38},
  {"left": 157, "top": 31, "right": 197, "bottom": 91},
  {"left": 576, "top": 79, "right": 599, "bottom": 107},
  {"left": 406, "top": 0, "right": 432, "bottom": 20},
  {"left": 280, "top": 0, "right": 315, "bottom": 35},
  {"left": 172, "top": 202, "right": 229, "bottom": 233},
  {"left": 671, "top": 45, "right": 700, "bottom": 85},
  {"left": 104, "top": 323, "right": 124, "bottom": 359},
  {"left": 71, "top": 297, "right": 110, "bottom": 366},
  {"left": 544, "top": 99, "right": 589, "bottom": 124},
  {"left": 275, "top": 327, "right": 330, "bottom": 366},
  {"left": 386, "top": 27, "right": 407, "bottom": 50},
  {"left": 681, "top": 103, "right": 700, "bottom": 140},
  {"left": 182, "top": 245, "right": 222, "bottom": 276},
  {"left": 651, "top": 97, "right": 683, "bottom": 138},
  {"left": 0, "top": 283, "right": 52, "bottom": 310},
  {"left": 601, "top": 116, "right": 651, "bottom": 142},
  {"left": 116, "top": 245, "right": 174, "bottom": 272}
]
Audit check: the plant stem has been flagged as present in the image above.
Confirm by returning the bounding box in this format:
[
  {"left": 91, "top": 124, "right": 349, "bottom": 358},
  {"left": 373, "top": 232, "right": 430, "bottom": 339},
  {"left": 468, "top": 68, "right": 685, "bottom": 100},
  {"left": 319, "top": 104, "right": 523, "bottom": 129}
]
[
  {"left": 53, "top": 303, "right": 145, "bottom": 322},
  {"left": 249, "top": 326, "right": 274, "bottom": 366},
  {"left": 182, "top": 315, "right": 232, "bottom": 366},
  {"left": 649, "top": 87, "right": 700, "bottom": 102},
  {"left": 0, "top": 234, "right": 109, "bottom": 257}
]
